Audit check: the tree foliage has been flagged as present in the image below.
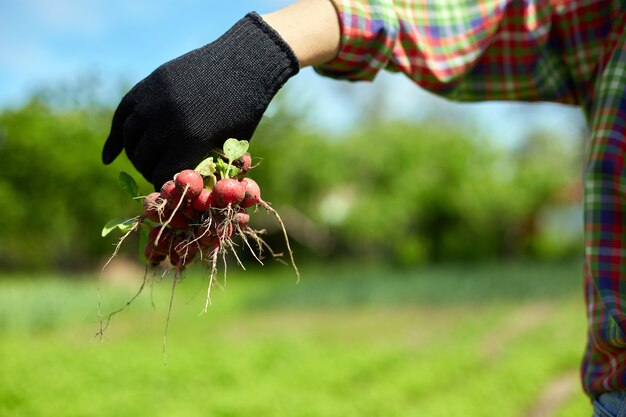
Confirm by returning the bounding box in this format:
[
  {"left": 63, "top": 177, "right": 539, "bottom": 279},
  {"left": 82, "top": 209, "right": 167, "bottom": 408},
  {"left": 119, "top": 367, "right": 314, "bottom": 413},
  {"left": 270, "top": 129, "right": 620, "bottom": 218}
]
[
  {"left": 0, "top": 99, "right": 145, "bottom": 269},
  {"left": 0, "top": 88, "right": 582, "bottom": 269},
  {"left": 252, "top": 104, "right": 582, "bottom": 264}
]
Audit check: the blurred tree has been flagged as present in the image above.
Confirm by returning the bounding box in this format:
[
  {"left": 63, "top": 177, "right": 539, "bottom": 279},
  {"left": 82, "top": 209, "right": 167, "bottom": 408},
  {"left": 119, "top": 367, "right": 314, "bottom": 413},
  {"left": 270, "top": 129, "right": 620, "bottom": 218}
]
[
  {"left": 0, "top": 82, "right": 582, "bottom": 271},
  {"left": 0, "top": 96, "right": 146, "bottom": 270},
  {"left": 253, "top": 117, "right": 582, "bottom": 265}
]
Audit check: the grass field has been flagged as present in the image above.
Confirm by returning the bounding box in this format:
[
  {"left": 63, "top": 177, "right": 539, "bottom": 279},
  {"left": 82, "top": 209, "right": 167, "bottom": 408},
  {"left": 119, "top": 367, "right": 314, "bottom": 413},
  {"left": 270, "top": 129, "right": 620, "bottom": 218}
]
[{"left": 0, "top": 262, "right": 592, "bottom": 417}]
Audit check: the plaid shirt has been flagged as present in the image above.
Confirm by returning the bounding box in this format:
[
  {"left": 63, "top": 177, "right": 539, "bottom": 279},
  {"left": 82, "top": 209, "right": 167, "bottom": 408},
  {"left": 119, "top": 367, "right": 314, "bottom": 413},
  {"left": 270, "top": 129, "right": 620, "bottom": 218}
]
[{"left": 316, "top": 0, "right": 626, "bottom": 397}]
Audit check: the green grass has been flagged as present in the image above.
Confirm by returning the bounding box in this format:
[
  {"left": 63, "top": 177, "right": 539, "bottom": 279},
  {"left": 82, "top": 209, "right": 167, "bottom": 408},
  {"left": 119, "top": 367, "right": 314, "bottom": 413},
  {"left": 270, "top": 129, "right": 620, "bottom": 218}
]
[{"left": 0, "top": 263, "right": 592, "bottom": 417}]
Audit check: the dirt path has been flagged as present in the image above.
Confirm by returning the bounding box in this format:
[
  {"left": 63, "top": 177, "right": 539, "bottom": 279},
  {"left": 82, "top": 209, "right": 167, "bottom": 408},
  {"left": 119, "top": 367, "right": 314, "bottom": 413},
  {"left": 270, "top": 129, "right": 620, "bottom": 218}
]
[
  {"left": 525, "top": 370, "right": 580, "bottom": 417},
  {"left": 482, "top": 303, "right": 553, "bottom": 360},
  {"left": 479, "top": 303, "right": 581, "bottom": 416}
]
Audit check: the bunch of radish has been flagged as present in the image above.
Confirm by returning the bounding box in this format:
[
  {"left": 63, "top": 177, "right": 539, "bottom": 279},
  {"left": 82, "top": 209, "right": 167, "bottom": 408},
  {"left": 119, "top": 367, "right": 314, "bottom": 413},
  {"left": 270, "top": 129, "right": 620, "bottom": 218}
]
[
  {"left": 100, "top": 139, "right": 298, "bottom": 340},
  {"left": 142, "top": 166, "right": 260, "bottom": 270}
]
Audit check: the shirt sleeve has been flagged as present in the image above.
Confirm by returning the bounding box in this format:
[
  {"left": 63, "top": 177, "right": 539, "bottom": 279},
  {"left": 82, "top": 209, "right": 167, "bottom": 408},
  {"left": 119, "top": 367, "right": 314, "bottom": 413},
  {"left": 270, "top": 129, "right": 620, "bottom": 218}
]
[{"left": 315, "top": 0, "right": 588, "bottom": 104}]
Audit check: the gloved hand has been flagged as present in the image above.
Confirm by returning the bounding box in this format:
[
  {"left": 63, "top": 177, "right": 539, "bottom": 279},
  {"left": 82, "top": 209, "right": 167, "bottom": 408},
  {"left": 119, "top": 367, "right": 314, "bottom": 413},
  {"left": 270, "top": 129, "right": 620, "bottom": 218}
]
[{"left": 102, "top": 12, "right": 299, "bottom": 188}]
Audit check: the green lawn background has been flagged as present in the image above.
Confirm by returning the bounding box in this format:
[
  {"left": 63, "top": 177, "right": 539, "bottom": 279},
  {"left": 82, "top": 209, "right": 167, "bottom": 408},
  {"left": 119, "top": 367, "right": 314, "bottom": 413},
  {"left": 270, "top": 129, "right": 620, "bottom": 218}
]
[{"left": 0, "top": 263, "right": 591, "bottom": 417}]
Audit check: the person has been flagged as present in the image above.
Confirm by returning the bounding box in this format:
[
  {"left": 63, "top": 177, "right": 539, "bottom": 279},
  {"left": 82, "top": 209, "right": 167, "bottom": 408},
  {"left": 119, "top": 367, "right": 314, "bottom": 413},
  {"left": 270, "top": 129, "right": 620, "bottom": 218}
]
[{"left": 102, "top": 1, "right": 626, "bottom": 415}]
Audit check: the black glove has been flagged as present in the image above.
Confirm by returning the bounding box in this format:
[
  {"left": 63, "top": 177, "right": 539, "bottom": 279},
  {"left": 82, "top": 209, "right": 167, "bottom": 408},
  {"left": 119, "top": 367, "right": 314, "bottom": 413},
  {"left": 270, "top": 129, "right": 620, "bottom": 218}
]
[{"left": 102, "top": 12, "right": 299, "bottom": 188}]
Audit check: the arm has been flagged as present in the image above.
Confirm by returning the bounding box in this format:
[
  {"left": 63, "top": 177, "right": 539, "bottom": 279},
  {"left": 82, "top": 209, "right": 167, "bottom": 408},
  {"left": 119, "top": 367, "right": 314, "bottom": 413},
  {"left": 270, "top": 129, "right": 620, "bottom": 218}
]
[
  {"left": 312, "top": 0, "right": 610, "bottom": 106},
  {"left": 103, "top": 0, "right": 604, "bottom": 186},
  {"left": 102, "top": 0, "right": 340, "bottom": 188},
  {"left": 261, "top": 0, "right": 341, "bottom": 67}
]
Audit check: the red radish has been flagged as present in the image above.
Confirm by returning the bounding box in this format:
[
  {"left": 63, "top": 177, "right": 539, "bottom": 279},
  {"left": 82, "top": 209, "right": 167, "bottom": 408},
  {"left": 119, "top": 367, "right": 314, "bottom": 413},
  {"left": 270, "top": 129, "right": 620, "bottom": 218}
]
[
  {"left": 213, "top": 221, "right": 233, "bottom": 239},
  {"left": 172, "top": 235, "right": 188, "bottom": 255},
  {"left": 207, "top": 214, "right": 232, "bottom": 238},
  {"left": 169, "top": 251, "right": 181, "bottom": 267},
  {"left": 169, "top": 212, "right": 189, "bottom": 230},
  {"left": 212, "top": 178, "right": 245, "bottom": 208},
  {"left": 241, "top": 153, "right": 252, "bottom": 172},
  {"left": 215, "top": 222, "right": 234, "bottom": 239},
  {"left": 182, "top": 246, "right": 198, "bottom": 263},
  {"left": 101, "top": 143, "right": 302, "bottom": 341},
  {"left": 199, "top": 234, "right": 220, "bottom": 252},
  {"left": 161, "top": 204, "right": 173, "bottom": 221},
  {"left": 192, "top": 189, "right": 212, "bottom": 211},
  {"left": 149, "top": 226, "right": 172, "bottom": 254},
  {"left": 180, "top": 203, "right": 197, "bottom": 220},
  {"left": 234, "top": 208, "right": 250, "bottom": 228},
  {"left": 144, "top": 192, "right": 161, "bottom": 205},
  {"left": 174, "top": 238, "right": 199, "bottom": 263},
  {"left": 175, "top": 170, "right": 204, "bottom": 200},
  {"left": 195, "top": 222, "right": 212, "bottom": 238},
  {"left": 144, "top": 244, "right": 166, "bottom": 265},
  {"left": 234, "top": 152, "right": 252, "bottom": 173},
  {"left": 160, "top": 180, "right": 176, "bottom": 198},
  {"left": 143, "top": 192, "right": 162, "bottom": 222},
  {"left": 239, "top": 178, "right": 261, "bottom": 208},
  {"left": 161, "top": 180, "right": 182, "bottom": 208}
]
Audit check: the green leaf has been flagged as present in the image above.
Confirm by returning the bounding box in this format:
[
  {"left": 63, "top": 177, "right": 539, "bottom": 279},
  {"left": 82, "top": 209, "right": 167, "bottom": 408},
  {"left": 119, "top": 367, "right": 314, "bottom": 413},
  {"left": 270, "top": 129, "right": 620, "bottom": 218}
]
[
  {"left": 228, "top": 166, "right": 241, "bottom": 177},
  {"left": 215, "top": 154, "right": 242, "bottom": 179},
  {"left": 203, "top": 174, "right": 217, "bottom": 190},
  {"left": 215, "top": 157, "right": 230, "bottom": 179},
  {"left": 142, "top": 218, "right": 158, "bottom": 228},
  {"left": 119, "top": 171, "right": 139, "bottom": 198},
  {"left": 139, "top": 224, "right": 149, "bottom": 263},
  {"left": 195, "top": 156, "right": 216, "bottom": 177},
  {"left": 102, "top": 218, "right": 124, "bottom": 237},
  {"left": 118, "top": 218, "right": 137, "bottom": 232},
  {"left": 223, "top": 138, "right": 249, "bottom": 162},
  {"left": 101, "top": 217, "right": 137, "bottom": 237}
]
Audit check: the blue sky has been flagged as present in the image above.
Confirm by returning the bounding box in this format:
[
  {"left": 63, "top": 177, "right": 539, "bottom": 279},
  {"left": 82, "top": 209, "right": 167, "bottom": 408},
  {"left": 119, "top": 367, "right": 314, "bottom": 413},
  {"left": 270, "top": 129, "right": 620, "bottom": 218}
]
[{"left": 0, "top": 0, "right": 586, "bottom": 144}]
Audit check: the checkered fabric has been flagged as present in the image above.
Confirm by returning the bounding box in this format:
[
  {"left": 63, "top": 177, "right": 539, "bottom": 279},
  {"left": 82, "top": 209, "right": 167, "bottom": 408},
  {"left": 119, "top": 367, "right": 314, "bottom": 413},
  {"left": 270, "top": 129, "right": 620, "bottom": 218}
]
[{"left": 315, "top": 0, "right": 626, "bottom": 397}]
